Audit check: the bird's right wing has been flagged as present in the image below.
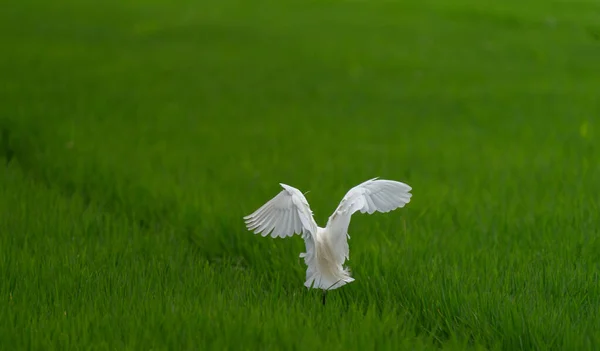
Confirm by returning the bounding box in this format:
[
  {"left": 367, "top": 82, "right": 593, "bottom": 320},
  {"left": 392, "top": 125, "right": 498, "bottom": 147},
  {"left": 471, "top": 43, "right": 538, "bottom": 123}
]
[
  {"left": 244, "top": 183, "right": 318, "bottom": 239},
  {"left": 325, "top": 178, "right": 412, "bottom": 265}
]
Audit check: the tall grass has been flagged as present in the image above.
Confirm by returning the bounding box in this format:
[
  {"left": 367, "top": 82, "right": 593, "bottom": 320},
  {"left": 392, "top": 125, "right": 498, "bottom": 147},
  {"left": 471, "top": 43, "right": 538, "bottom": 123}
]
[{"left": 1, "top": 0, "right": 599, "bottom": 349}]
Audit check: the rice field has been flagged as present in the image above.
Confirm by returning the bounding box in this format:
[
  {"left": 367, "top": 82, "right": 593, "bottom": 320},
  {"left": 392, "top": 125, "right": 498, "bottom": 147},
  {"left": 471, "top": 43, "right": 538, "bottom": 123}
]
[{"left": 1, "top": 0, "right": 600, "bottom": 349}]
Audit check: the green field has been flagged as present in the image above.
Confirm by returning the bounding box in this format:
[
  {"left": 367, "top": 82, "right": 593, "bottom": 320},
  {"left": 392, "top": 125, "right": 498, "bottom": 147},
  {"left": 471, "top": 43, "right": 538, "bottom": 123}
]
[{"left": 1, "top": 0, "right": 600, "bottom": 349}]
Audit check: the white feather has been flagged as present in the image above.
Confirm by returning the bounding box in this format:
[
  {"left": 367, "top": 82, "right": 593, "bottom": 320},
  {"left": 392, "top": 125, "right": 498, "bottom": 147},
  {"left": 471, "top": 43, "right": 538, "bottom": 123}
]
[{"left": 243, "top": 178, "right": 412, "bottom": 291}]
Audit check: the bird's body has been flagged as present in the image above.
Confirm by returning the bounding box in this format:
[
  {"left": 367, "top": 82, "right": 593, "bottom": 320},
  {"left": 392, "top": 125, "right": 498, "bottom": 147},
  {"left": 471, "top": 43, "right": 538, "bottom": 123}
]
[
  {"left": 243, "top": 178, "right": 412, "bottom": 293},
  {"left": 304, "top": 226, "right": 354, "bottom": 290}
]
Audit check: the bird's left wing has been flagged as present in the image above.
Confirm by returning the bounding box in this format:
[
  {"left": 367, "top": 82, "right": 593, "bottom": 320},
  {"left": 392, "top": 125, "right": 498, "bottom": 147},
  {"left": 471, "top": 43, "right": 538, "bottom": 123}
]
[{"left": 244, "top": 183, "right": 318, "bottom": 239}]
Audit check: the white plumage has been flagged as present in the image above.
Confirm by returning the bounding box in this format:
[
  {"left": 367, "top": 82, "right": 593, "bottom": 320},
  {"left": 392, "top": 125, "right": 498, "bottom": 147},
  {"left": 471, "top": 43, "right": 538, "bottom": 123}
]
[{"left": 243, "top": 177, "right": 412, "bottom": 291}]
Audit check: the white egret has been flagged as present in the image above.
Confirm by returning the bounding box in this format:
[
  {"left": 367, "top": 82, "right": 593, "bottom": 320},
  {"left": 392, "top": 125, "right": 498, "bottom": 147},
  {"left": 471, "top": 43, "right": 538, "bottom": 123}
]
[{"left": 243, "top": 177, "right": 412, "bottom": 304}]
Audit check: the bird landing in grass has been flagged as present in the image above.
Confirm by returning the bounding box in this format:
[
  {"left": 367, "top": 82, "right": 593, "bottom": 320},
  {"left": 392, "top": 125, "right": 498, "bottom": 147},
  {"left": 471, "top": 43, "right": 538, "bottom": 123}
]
[{"left": 243, "top": 178, "right": 412, "bottom": 304}]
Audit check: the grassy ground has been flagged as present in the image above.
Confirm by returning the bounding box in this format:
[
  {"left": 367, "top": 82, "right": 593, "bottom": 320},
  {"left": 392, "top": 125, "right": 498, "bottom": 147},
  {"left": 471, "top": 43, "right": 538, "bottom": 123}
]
[{"left": 1, "top": 0, "right": 600, "bottom": 349}]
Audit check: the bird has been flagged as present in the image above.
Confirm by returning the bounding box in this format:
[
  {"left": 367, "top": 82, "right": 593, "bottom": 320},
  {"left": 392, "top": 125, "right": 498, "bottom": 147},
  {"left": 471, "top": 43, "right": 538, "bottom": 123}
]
[{"left": 243, "top": 177, "right": 412, "bottom": 304}]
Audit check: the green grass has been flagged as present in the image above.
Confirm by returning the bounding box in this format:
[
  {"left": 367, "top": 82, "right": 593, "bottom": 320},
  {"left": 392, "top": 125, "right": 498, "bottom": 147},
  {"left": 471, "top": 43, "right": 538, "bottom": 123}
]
[{"left": 1, "top": 0, "right": 600, "bottom": 349}]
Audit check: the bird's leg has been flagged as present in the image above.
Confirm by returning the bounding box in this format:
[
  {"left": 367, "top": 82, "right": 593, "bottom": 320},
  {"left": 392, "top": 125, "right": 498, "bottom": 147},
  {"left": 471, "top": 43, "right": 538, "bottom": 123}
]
[{"left": 321, "top": 279, "right": 342, "bottom": 306}]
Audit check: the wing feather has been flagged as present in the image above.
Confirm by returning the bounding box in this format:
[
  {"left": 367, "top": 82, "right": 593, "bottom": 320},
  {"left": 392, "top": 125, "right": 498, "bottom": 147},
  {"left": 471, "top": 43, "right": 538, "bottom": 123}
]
[
  {"left": 244, "top": 183, "right": 318, "bottom": 239},
  {"left": 258, "top": 210, "right": 274, "bottom": 233},
  {"left": 244, "top": 183, "right": 321, "bottom": 288},
  {"left": 280, "top": 209, "right": 290, "bottom": 238},
  {"left": 371, "top": 192, "right": 389, "bottom": 211},
  {"left": 278, "top": 209, "right": 292, "bottom": 238},
  {"left": 244, "top": 183, "right": 320, "bottom": 288},
  {"left": 325, "top": 178, "right": 412, "bottom": 266}
]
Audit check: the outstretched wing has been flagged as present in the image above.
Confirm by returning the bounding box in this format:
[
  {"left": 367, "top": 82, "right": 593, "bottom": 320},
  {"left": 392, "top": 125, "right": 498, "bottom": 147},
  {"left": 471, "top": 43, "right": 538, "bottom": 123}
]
[
  {"left": 325, "top": 177, "right": 412, "bottom": 264},
  {"left": 244, "top": 184, "right": 319, "bottom": 287},
  {"left": 244, "top": 183, "right": 318, "bottom": 239}
]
